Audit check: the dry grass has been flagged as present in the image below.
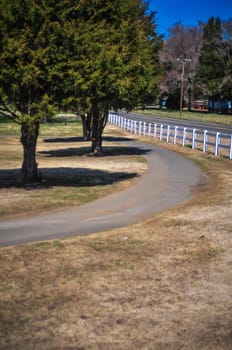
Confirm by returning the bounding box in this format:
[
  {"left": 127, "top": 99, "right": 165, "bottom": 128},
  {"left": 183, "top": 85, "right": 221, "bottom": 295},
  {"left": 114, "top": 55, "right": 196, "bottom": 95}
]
[
  {"left": 0, "top": 127, "right": 232, "bottom": 349},
  {"left": 0, "top": 131, "right": 146, "bottom": 219}
]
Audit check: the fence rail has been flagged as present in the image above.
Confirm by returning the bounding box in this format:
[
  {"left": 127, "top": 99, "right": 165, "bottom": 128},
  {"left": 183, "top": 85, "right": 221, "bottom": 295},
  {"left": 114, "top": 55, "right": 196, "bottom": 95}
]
[{"left": 108, "top": 113, "right": 232, "bottom": 160}]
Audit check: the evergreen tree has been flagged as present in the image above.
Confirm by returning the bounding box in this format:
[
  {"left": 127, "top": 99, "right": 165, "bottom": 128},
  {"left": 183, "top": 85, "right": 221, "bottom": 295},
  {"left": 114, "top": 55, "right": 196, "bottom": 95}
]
[
  {"left": 0, "top": 0, "right": 63, "bottom": 182},
  {"left": 221, "top": 20, "right": 232, "bottom": 104},
  {"left": 62, "top": 0, "right": 162, "bottom": 153},
  {"left": 0, "top": 0, "right": 162, "bottom": 181},
  {"left": 194, "top": 17, "right": 227, "bottom": 110}
]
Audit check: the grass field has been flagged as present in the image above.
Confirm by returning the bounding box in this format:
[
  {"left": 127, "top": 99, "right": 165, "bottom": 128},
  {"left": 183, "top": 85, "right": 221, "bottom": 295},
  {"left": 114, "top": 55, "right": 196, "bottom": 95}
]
[
  {"left": 135, "top": 108, "right": 232, "bottom": 126},
  {"left": 0, "top": 122, "right": 232, "bottom": 349},
  {"left": 0, "top": 121, "right": 146, "bottom": 219},
  {"left": 0, "top": 116, "right": 84, "bottom": 136}
]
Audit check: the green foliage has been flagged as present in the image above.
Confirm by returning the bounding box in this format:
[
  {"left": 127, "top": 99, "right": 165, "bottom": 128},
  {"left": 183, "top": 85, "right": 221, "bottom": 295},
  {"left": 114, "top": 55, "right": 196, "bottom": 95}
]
[
  {"left": 0, "top": 0, "right": 59, "bottom": 124},
  {"left": 194, "top": 17, "right": 227, "bottom": 100},
  {"left": 59, "top": 0, "right": 162, "bottom": 152},
  {"left": 0, "top": 0, "right": 162, "bottom": 120},
  {"left": 221, "top": 78, "right": 232, "bottom": 99},
  {"left": 0, "top": 0, "right": 162, "bottom": 176},
  {"left": 61, "top": 0, "right": 162, "bottom": 114}
]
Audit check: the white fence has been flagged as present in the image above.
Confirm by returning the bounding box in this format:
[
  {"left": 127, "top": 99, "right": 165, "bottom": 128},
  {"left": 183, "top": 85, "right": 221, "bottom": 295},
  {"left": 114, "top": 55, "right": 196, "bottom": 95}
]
[{"left": 108, "top": 112, "right": 232, "bottom": 160}]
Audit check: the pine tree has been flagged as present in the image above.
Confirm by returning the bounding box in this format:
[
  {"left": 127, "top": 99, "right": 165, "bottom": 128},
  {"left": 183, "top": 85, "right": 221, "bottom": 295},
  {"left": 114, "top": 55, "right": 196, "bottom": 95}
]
[
  {"left": 220, "top": 20, "right": 232, "bottom": 105},
  {"left": 0, "top": 0, "right": 61, "bottom": 182},
  {"left": 62, "top": 0, "right": 162, "bottom": 153},
  {"left": 0, "top": 0, "right": 162, "bottom": 180},
  {"left": 194, "top": 17, "right": 227, "bottom": 110}
]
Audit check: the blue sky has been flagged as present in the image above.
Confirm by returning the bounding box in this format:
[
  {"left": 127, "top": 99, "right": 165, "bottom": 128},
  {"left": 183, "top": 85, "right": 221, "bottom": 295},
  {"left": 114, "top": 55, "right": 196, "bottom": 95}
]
[{"left": 149, "top": 0, "right": 232, "bottom": 37}]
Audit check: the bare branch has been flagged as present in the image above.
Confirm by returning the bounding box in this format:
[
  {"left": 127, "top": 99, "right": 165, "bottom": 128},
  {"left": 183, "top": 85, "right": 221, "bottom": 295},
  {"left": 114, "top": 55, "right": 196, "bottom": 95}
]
[{"left": 0, "top": 101, "right": 22, "bottom": 124}]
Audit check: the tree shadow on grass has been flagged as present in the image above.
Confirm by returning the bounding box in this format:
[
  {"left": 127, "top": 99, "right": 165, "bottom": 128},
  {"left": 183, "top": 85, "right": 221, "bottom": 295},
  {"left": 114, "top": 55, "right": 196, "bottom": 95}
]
[
  {"left": 43, "top": 135, "right": 134, "bottom": 143},
  {"left": 0, "top": 167, "right": 138, "bottom": 189},
  {"left": 43, "top": 136, "right": 85, "bottom": 143},
  {"left": 39, "top": 145, "right": 151, "bottom": 158}
]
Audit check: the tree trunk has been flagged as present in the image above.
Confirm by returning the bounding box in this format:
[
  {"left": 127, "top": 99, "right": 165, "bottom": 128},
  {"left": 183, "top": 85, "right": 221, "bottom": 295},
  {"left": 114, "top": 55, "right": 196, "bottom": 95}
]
[
  {"left": 91, "top": 134, "right": 103, "bottom": 154},
  {"left": 90, "top": 104, "right": 109, "bottom": 154},
  {"left": 188, "top": 88, "right": 192, "bottom": 111},
  {"left": 91, "top": 111, "right": 102, "bottom": 154},
  {"left": 81, "top": 113, "right": 92, "bottom": 140},
  {"left": 20, "top": 122, "right": 39, "bottom": 183}
]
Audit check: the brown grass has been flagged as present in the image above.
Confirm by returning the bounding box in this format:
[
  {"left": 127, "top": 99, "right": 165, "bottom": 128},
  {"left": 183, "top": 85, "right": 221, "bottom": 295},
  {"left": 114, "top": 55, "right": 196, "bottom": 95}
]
[
  {"left": 0, "top": 132, "right": 146, "bottom": 219},
  {"left": 0, "top": 126, "right": 232, "bottom": 349}
]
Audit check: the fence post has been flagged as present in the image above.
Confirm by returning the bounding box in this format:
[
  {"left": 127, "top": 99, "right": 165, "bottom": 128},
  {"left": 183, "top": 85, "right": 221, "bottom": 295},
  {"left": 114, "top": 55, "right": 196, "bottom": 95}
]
[
  {"left": 174, "top": 126, "right": 178, "bottom": 144},
  {"left": 124, "top": 118, "right": 127, "bottom": 129},
  {"left": 167, "top": 125, "right": 170, "bottom": 143},
  {"left": 215, "top": 132, "right": 220, "bottom": 156},
  {"left": 182, "top": 127, "right": 187, "bottom": 146},
  {"left": 154, "top": 123, "right": 157, "bottom": 139},
  {"left": 192, "top": 129, "right": 196, "bottom": 149},
  {"left": 134, "top": 121, "right": 137, "bottom": 134},
  {"left": 139, "top": 121, "right": 142, "bottom": 135},
  {"left": 143, "top": 122, "right": 146, "bottom": 136},
  {"left": 148, "top": 123, "right": 152, "bottom": 137},
  {"left": 160, "top": 124, "right": 163, "bottom": 140},
  {"left": 203, "top": 130, "right": 208, "bottom": 152},
  {"left": 230, "top": 134, "right": 232, "bottom": 160}
]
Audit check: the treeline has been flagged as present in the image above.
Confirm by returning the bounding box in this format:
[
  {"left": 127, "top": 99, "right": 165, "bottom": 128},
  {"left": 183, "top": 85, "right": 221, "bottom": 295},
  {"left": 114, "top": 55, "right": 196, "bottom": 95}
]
[{"left": 160, "top": 17, "right": 232, "bottom": 112}]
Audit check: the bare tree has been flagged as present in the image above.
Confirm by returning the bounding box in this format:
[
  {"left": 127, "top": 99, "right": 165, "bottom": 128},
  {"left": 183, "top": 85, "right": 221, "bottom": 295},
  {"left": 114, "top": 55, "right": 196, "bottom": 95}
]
[{"left": 160, "top": 22, "right": 203, "bottom": 110}]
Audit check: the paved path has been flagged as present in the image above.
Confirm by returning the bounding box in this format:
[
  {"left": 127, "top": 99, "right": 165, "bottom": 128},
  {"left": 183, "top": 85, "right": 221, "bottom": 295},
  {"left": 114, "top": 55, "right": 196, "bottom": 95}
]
[{"left": 0, "top": 140, "right": 203, "bottom": 246}]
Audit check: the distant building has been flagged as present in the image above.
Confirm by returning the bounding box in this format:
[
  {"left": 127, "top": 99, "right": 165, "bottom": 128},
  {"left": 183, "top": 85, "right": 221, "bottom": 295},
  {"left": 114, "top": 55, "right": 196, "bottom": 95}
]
[
  {"left": 192, "top": 99, "right": 209, "bottom": 111},
  {"left": 193, "top": 99, "right": 232, "bottom": 114}
]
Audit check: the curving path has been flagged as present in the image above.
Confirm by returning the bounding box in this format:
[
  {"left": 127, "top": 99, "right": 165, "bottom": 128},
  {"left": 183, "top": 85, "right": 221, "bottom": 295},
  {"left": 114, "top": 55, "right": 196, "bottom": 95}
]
[{"left": 0, "top": 139, "right": 203, "bottom": 246}]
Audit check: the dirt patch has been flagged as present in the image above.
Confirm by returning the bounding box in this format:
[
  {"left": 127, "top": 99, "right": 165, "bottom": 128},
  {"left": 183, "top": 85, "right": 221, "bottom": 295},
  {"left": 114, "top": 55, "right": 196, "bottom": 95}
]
[{"left": 0, "top": 128, "right": 232, "bottom": 349}]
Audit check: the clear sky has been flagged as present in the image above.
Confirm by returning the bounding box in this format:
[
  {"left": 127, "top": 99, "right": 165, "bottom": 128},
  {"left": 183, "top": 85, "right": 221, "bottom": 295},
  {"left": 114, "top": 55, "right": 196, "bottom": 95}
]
[{"left": 149, "top": 0, "right": 232, "bottom": 38}]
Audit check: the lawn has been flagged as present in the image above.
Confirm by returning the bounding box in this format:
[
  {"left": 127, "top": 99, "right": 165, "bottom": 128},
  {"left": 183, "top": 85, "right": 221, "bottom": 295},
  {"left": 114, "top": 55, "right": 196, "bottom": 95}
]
[
  {"left": 0, "top": 122, "right": 232, "bottom": 349},
  {"left": 0, "top": 120, "right": 146, "bottom": 218},
  {"left": 135, "top": 107, "right": 232, "bottom": 126}
]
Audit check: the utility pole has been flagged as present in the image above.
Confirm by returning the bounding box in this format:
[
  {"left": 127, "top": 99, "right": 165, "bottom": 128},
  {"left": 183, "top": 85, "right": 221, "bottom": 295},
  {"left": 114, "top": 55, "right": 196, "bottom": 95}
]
[{"left": 177, "top": 58, "right": 191, "bottom": 116}]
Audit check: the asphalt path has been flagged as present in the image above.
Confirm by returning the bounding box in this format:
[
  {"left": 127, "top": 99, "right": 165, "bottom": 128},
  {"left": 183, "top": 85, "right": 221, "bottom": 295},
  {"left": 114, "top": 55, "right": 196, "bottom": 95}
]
[
  {"left": 0, "top": 139, "right": 203, "bottom": 247},
  {"left": 119, "top": 111, "right": 232, "bottom": 135}
]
